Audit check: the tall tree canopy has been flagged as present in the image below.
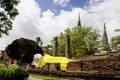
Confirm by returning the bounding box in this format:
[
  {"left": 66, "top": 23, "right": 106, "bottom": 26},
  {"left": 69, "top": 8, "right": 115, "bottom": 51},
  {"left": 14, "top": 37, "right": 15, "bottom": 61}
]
[
  {"left": 51, "top": 25, "right": 101, "bottom": 57},
  {"left": 36, "top": 37, "right": 43, "bottom": 46},
  {"left": 0, "top": 0, "right": 20, "bottom": 37},
  {"left": 5, "top": 38, "right": 43, "bottom": 63},
  {"left": 111, "top": 29, "right": 120, "bottom": 51}
]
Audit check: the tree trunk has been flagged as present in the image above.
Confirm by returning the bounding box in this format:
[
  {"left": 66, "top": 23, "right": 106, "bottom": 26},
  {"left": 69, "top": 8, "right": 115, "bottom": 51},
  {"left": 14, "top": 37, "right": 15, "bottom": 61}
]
[{"left": 65, "top": 35, "right": 71, "bottom": 58}]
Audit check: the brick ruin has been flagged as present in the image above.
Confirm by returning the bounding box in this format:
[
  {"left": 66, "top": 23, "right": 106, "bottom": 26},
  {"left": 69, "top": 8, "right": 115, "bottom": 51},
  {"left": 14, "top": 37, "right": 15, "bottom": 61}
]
[
  {"left": 1, "top": 49, "right": 120, "bottom": 79},
  {"left": 67, "top": 52, "right": 120, "bottom": 76}
]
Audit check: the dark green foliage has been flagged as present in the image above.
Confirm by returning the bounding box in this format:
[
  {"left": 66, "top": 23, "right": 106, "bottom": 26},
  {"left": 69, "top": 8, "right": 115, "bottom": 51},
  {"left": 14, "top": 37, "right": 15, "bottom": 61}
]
[
  {"left": 0, "top": 0, "right": 20, "bottom": 37},
  {"left": 5, "top": 38, "right": 44, "bottom": 63},
  {"left": 0, "top": 64, "right": 7, "bottom": 80},
  {"left": 0, "top": 63, "right": 29, "bottom": 80},
  {"left": 9, "top": 64, "right": 19, "bottom": 69},
  {"left": 14, "top": 67, "right": 29, "bottom": 80},
  {"left": 8, "top": 64, "right": 29, "bottom": 80},
  {"left": 0, "top": 69, "right": 6, "bottom": 80},
  {"left": 0, "top": 63, "right": 7, "bottom": 68},
  {"left": 36, "top": 37, "right": 43, "bottom": 46},
  {"left": 7, "top": 64, "right": 19, "bottom": 80}
]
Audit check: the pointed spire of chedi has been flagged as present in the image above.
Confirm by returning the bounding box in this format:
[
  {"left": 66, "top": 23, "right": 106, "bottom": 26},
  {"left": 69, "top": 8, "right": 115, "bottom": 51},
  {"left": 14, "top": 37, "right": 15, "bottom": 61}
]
[
  {"left": 77, "top": 13, "right": 81, "bottom": 27},
  {"left": 103, "top": 23, "right": 108, "bottom": 42},
  {"left": 102, "top": 23, "right": 110, "bottom": 51}
]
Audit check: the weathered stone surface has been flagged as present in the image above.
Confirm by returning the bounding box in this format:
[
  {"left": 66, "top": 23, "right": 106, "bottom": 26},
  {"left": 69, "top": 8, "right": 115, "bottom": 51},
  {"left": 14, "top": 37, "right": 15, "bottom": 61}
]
[{"left": 67, "top": 53, "right": 120, "bottom": 74}]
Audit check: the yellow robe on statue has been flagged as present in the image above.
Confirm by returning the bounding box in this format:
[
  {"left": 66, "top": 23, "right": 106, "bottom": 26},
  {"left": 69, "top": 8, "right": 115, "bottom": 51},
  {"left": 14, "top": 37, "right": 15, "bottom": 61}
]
[{"left": 36, "top": 54, "right": 74, "bottom": 70}]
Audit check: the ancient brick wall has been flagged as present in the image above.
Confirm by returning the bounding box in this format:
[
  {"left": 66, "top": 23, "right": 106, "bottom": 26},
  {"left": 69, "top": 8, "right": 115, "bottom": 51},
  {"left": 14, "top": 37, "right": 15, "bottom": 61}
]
[{"left": 67, "top": 53, "right": 120, "bottom": 74}]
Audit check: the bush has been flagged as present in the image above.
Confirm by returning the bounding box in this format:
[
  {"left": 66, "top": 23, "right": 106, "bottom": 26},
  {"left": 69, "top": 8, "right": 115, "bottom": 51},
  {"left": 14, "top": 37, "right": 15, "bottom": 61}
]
[
  {"left": 9, "top": 64, "right": 19, "bottom": 69},
  {"left": 14, "top": 67, "right": 29, "bottom": 80},
  {"left": 0, "top": 64, "right": 29, "bottom": 80},
  {"left": 8, "top": 64, "right": 29, "bottom": 80},
  {"left": 7, "top": 64, "right": 19, "bottom": 80},
  {"left": 0, "top": 69, "right": 6, "bottom": 80},
  {"left": 0, "top": 63, "right": 7, "bottom": 80},
  {"left": 0, "top": 63, "right": 7, "bottom": 69}
]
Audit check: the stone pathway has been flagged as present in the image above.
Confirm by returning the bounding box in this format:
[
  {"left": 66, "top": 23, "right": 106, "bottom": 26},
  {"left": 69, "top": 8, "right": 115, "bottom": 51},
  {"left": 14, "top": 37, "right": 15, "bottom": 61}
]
[{"left": 28, "top": 76, "right": 40, "bottom": 80}]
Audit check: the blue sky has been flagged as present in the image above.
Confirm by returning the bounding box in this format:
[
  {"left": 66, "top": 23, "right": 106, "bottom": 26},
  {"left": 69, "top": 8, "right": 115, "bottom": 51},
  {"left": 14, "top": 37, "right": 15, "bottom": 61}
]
[
  {"left": 35, "top": 0, "right": 89, "bottom": 15},
  {"left": 0, "top": 0, "right": 120, "bottom": 50}
]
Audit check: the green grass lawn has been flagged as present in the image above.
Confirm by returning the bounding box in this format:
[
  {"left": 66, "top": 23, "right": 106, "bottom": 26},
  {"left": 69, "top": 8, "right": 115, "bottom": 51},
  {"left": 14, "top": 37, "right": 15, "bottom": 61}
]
[{"left": 30, "top": 74, "right": 64, "bottom": 80}]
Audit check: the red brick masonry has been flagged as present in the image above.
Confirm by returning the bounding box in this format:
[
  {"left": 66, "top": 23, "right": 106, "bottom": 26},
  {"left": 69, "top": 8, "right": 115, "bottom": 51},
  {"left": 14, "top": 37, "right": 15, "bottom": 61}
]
[{"left": 67, "top": 53, "right": 120, "bottom": 75}]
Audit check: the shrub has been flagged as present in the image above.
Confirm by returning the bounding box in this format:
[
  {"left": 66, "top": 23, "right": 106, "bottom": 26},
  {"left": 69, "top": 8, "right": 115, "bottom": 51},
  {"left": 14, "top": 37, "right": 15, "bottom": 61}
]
[
  {"left": 14, "top": 67, "right": 29, "bottom": 80},
  {"left": 9, "top": 64, "right": 19, "bottom": 70},
  {"left": 0, "top": 63, "right": 7, "bottom": 80},
  {"left": 0, "top": 63, "right": 7, "bottom": 69},
  {"left": 0, "top": 69, "right": 6, "bottom": 80},
  {"left": 7, "top": 64, "right": 19, "bottom": 80},
  {"left": 0, "top": 64, "right": 29, "bottom": 80},
  {"left": 8, "top": 64, "right": 29, "bottom": 80}
]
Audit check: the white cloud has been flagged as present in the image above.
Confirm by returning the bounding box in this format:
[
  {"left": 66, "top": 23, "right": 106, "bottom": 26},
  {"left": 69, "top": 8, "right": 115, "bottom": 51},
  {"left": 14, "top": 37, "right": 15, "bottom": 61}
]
[
  {"left": 89, "top": 0, "right": 103, "bottom": 5},
  {"left": 0, "top": 0, "right": 44, "bottom": 50},
  {"left": 40, "top": 0, "right": 120, "bottom": 44},
  {"left": 86, "top": 0, "right": 120, "bottom": 40},
  {"left": 0, "top": 0, "right": 120, "bottom": 50},
  {"left": 53, "top": 0, "right": 69, "bottom": 7},
  {"left": 39, "top": 8, "right": 82, "bottom": 45}
]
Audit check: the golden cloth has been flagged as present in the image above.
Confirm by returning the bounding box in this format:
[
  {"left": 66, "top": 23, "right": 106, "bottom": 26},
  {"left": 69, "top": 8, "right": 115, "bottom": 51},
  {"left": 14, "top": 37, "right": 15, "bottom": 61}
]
[{"left": 36, "top": 54, "right": 74, "bottom": 70}]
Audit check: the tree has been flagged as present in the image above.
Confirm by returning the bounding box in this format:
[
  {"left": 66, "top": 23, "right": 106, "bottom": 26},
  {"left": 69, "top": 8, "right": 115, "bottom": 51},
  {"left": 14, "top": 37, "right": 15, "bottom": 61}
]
[
  {"left": 57, "top": 33, "right": 66, "bottom": 56},
  {"left": 36, "top": 37, "right": 43, "bottom": 46},
  {"left": 45, "top": 44, "right": 53, "bottom": 54},
  {"left": 51, "top": 26, "right": 101, "bottom": 56},
  {"left": 111, "top": 29, "right": 120, "bottom": 51},
  {"left": 111, "top": 36, "right": 120, "bottom": 49},
  {"left": 5, "top": 38, "right": 43, "bottom": 63},
  {"left": 0, "top": 0, "right": 20, "bottom": 37},
  {"left": 70, "top": 26, "right": 100, "bottom": 56}
]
